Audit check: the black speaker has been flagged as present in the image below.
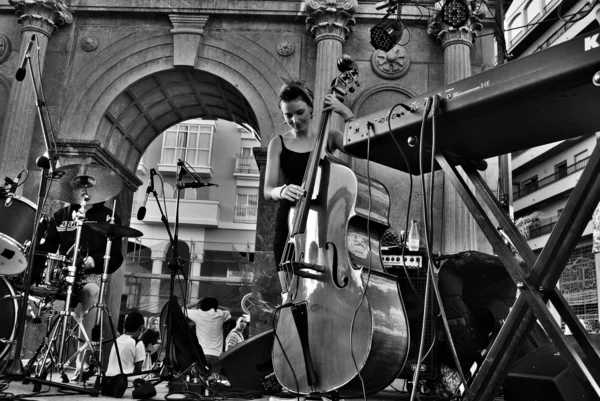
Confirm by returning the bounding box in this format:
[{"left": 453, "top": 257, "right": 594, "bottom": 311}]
[
  {"left": 219, "top": 329, "right": 276, "bottom": 392},
  {"left": 394, "top": 266, "right": 439, "bottom": 380},
  {"left": 504, "top": 334, "right": 600, "bottom": 401}
]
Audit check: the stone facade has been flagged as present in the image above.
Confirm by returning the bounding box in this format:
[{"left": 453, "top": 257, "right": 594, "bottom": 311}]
[{"left": 0, "top": 0, "right": 498, "bottom": 339}]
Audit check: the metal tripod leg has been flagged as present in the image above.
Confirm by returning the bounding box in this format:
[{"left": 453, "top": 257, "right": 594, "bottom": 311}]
[
  {"left": 24, "top": 307, "right": 100, "bottom": 396},
  {"left": 81, "top": 201, "right": 125, "bottom": 389}
]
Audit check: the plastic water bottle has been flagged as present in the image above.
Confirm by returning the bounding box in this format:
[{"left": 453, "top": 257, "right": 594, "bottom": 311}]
[{"left": 407, "top": 220, "right": 420, "bottom": 251}]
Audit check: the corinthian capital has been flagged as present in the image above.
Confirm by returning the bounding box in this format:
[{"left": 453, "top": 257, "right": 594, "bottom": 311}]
[
  {"left": 10, "top": 0, "right": 73, "bottom": 36},
  {"left": 305, "top": 0, "right": 358, "bottom": 42}
]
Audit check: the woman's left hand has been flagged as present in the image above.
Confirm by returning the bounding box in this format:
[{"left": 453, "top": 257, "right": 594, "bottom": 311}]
[{"left": 323, "top": 94, "right": 353, "bottom": 121}]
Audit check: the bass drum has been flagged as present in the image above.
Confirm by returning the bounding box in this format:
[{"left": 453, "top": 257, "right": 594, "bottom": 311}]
[
  {"left": 0, "top": 194, "right": 37, "bottom": 275},
  {"left": 0, "top": 277, "right": 18, "bottom": 362}
]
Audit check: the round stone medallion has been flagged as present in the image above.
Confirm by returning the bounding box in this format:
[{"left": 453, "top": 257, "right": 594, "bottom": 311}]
[
  {"left": 81, "top": 36, "right": 99, "bottom": 52},
  {"left": 0, "top": 34, "right": 11, "bottom": 64},
  {"left": 371, "top": 45, "right": 410, "bottom": 79}
]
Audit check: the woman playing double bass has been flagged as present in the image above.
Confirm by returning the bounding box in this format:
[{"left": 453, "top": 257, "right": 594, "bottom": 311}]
[
  {"left": 263, "top": 80, "right": 355, "bottom": 296},
  {"left": 264, "top": 72, "right": 409, "bottom": 398}
]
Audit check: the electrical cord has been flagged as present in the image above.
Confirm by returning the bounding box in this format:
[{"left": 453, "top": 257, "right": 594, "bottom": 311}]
[
  {"left": 271, "top": 304, "right": 301, "bottom": 398},
  {"left": 409, "top": 96, "right": 433, "bottom": 401},
  {"left": 386, "top": 102, "right": 438, "bottom": 380},
  {"left": 347, "top": 121, "right": 376, "bottom": 401},
  {"left": 417, "top": 96, "right": 473, "bottom": 401}
]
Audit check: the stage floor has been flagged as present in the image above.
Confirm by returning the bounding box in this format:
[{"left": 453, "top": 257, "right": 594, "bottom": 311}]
[{"left": 0, "top": 376, "right": 506, "bottom": 401}]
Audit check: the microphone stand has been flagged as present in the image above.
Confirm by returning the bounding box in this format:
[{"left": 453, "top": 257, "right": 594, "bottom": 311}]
[
  {"left": 5, "top": 36, "right": 59, "bottom": 379},
  {"left": 156, "top": 161, "right": 187, "bottom": 382}
]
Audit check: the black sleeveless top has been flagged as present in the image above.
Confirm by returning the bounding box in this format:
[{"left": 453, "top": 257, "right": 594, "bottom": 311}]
[{"left": 276, "top": 135, "right": 311, "bottom": 230}]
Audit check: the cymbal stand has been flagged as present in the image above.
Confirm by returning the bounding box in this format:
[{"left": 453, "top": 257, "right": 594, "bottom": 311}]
[
  {"left": 80, "top": 199, "right": 123, "bottom": 390},
  {"left": 24, "top": 194, "right": 101, "bottom": 396}
]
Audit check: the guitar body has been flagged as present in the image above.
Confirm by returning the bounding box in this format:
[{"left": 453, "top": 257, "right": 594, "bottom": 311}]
[{"left": 272, "top": 157, "right": 409, "bottom": 397}]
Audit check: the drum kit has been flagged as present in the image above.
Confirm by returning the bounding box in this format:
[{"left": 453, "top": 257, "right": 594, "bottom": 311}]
[{"left": 0, "top": 163, "right": 143, "bottom": 388}]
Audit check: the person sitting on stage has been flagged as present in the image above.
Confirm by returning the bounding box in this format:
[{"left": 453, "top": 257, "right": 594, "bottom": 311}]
[
  {"left": 185, "top": 297, "right": 231, "bottom": 378},
  {"left": 105, "top": 311, "right": 146, "bottom": 376},
  {"left": 140, "top": 317, "right": 161, "bottom": 364},
  {"left": 36, "top": 201, "right": 124, "bottom": 380},
  {"left": 225, "top": 316, "right": 247, "bottom": 351}
]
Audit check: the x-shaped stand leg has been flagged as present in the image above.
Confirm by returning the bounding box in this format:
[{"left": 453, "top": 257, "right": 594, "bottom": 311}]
[{"left": 435, "top": 145, "right": 600, "bottom": 400}]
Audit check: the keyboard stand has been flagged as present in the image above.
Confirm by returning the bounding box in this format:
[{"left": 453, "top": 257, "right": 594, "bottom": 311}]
[{"left": 434, "top": 146, "right": 600, "bottom": 400}]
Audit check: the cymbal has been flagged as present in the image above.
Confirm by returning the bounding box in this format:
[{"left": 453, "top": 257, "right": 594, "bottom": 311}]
[
  {"left": 49, "top": 164, "right": 123, "bottom": 204},
  {"left": 84, "top": 222, "right": 143, "bottom": 238}
]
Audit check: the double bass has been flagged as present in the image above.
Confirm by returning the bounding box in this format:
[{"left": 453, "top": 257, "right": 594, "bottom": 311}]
[{"left": 272, "top": 56, "right": 409, "bottom": 398}]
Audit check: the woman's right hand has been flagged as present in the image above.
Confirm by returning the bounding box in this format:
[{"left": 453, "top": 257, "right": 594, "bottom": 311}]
[{"left": 281, "top": 184, "right": 305, "bottom": 202}]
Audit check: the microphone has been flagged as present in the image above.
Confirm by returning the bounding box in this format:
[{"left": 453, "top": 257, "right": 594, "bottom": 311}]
[
  {"left": 16, "top": 34, "right": 36, "bottom": 82},
  {"left": 176, "top": 181, "right": 218, "bottom": 189},
  {"left": 4, "top": 171, "right": 23, "bottom": 207},
  {"left": 137, "top": 169, "right": 155, "bottom": 221}
]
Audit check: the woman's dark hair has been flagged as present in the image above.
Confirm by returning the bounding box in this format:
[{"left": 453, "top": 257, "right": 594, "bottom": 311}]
[
  {"left": 278, "top": 80, "right": 314, "bottom": 109},
  {"left": 200, "top": 297, "right": 218, "bottom": 311},
  {"left": 124, "top": 311, "right": 145, "bottom": 333}
]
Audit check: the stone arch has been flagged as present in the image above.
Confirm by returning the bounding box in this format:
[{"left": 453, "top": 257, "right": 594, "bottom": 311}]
[
  {"left": 59, "top": 30, "right": 292, "bottom": 173},
  {"left": 351, "top": 83, "right": 416, "bottom": 118}
]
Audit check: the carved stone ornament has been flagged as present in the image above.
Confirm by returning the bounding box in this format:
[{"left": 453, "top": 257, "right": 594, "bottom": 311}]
[
  {"left": 305, "top": 0, "right": 358, "bottom": 41},
  {"left": 371, "top": 45, "right": 410, "bottom": 79},
  {"left": 81, "top": 36, "right": 99, "bottom": 52},
  {"left": 9, "top": 0, "right": 73, "bottom": 34},
  {"left": 0, "top": 33, "right": 11, "bottom": 64},
  {"left": 277, "top": 40, "right": 294, "bottom": 56}
]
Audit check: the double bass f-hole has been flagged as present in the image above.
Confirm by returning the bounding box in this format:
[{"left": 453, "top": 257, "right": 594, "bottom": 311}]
[{"left": 327, "top": 242, "right": 348, "bottom": 289}]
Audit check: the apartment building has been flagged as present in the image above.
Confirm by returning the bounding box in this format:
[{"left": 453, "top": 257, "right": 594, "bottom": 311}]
[
  {"left": 505, "top": 0, "right": 600, "bottom": 328},
  {"left": 123, "top": 118, "right": 260, "bottom": 319}
]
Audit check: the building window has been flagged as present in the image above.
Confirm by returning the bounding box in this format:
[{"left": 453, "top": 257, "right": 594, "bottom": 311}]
[
  {"left": 522, "top": 175, "right": 538, "bottom": 194},
  {"left": 161, "top": 123, "right": 214, "bottom": 167},
  {"left": 575, "top": 150, "right": 588, "bottom": 165},
  {"left": 235, "top": 147, "right": 259, "bottom": 174},
  {"left": 525, "top": 0, "right": 540, "bottom": 22},
  {"left": 509, "top": 13, "right": 524, "bottom": 44},
  {"left": 234, "top": 194, "right": 258, "bottom": 223},
  {"left": 555, "top": 160, "right": 568, "bottom": 179}
]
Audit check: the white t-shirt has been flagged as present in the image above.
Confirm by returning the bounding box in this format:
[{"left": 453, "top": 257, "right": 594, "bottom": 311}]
[
  {"left": 105, "top": 334, "right": 146, "bottom": 376},
  {"left": 186, "top": 308, "right": 232, "bottom": 357}
]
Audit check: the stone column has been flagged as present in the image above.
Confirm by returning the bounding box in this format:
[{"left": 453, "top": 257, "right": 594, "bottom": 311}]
[
  {"left": 305, "top": 0, "right": 358, "bottom": 127},
  {"left": 150, "top": 254, "right": 165, "bottom": 313},
  {"left": 249, "top": 147, "right": 279, "bottom": 335},
  {"left": 428, "top": 3, "right": 495, "bottom": 254},
  {"left": 0, "top": 0, "right": 72, "bottom": 180}
]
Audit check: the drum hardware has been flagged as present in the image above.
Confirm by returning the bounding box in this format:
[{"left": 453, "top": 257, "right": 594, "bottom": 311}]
[
  {"left": 24, "top": 194, "right": 101, "bottom": 377},
  {"left": 20, "top": 192, "right": 102, "bottom": 396},
  {"left": 81, "top": 200, "right": 143, "bottom": 391}
]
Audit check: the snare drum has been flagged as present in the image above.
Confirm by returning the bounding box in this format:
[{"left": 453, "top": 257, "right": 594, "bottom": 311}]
[
  {"left": 0, "top": 277, "right": 18, "bottom": 362},
  {"left": 30, "top": 252, "right": 71, "bottom": 298},
  {"left": 0, "top": 194, "right": 37, "bottom": 275}
]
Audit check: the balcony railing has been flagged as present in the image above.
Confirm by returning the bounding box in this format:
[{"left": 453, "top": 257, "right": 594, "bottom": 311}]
[
  {"left": 513, "top": 157, "right": 589, "bottom": 200},
  {"left": 526, "top": 215, "right": 559, "bottom": 238},
  {"left": 234, "top": 205, "right": 258, "bottom": 223},
  {"left": 234, "top": 155, "right": 259, "bottom": 174}
]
